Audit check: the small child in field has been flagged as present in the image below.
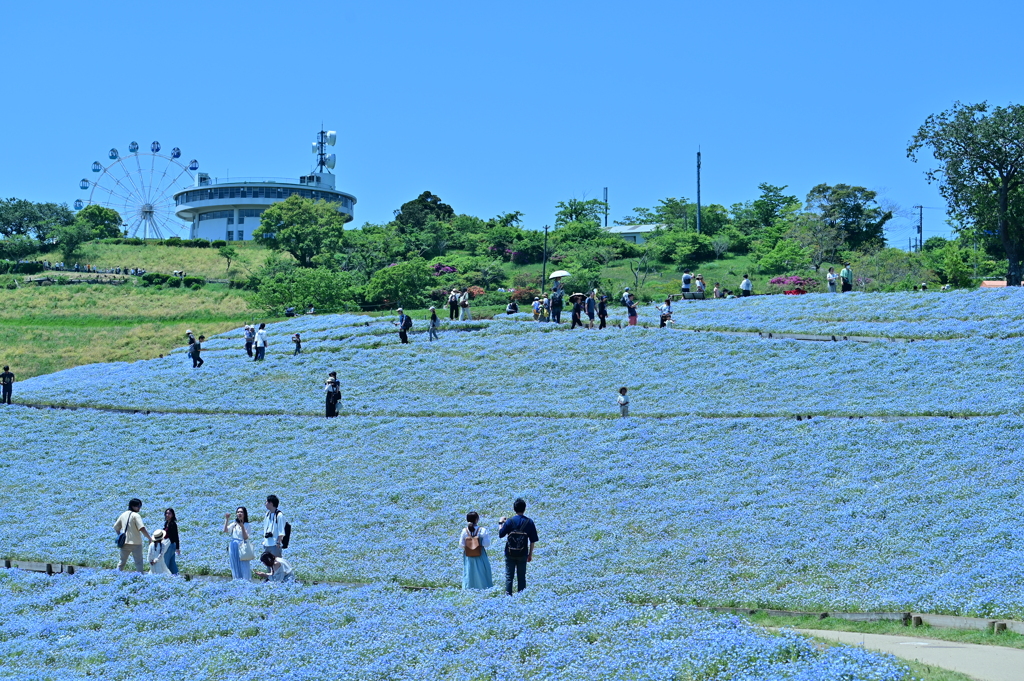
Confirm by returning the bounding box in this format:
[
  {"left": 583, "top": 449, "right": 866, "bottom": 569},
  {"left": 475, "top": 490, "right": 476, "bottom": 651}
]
[
  {"left": 292, "top": 333, "right": 302, "bottom": 355},
  {"left": 617, "top": 387, "right": 629, "bottom": 417}
]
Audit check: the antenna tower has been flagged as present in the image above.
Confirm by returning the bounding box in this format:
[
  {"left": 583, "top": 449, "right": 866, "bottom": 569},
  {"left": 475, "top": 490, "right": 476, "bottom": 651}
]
[{"left": 311, "top": 127, "right": 338, "bottom": 173}]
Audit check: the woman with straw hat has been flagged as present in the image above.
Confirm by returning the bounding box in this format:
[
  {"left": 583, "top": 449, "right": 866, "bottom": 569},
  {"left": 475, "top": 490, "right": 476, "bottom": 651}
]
[
  {"left": 147, "top": 529, "right": 173, "bottom": 575},
  {"left": 324, "top": 371, "right": 340, "bottom": 418}
]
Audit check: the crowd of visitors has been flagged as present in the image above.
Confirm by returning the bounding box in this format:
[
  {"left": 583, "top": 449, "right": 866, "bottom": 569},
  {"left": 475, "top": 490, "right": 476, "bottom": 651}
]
[
  {"left": 110, "top": 492, "right": 537, "bottom": 594},
  {"left": 41, "top": 261, "right": 147, "bottom": 275}
]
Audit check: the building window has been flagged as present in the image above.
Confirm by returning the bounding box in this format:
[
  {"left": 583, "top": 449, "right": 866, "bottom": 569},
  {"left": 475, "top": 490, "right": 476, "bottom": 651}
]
[
  {"left": 227, "top": 231, "right": 234, "bottom": 241},
  {"left": 238, "top": 217, "right": 244, "bottom": 224},
  {"left": 237, "top": 230, "right": 244, "bottom": 241}
]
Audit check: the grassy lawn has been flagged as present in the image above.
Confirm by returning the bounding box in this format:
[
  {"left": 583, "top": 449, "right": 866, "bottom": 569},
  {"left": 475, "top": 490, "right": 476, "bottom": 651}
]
[
  {"left": 53, "top": 240, "right": 285, "bottom": 281},
  {"left": 0, "top": 284, "right": 263, "bottom": 379}
]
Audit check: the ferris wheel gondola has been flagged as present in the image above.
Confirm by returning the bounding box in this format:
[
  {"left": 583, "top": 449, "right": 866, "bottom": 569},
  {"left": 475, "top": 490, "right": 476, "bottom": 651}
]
[{"left": 76, "top": 140, "right": 199, "bottom": 239}]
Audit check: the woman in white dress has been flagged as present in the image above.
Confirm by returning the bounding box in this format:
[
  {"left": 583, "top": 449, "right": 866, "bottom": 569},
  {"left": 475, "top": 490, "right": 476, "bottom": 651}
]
[
  {"left": 223, "top": 507, "right": 253, "bottom": 580},
  {"left": 460, "top": 511, "right": 493, "bottom": 589},
  {"left": 147, "top": 529, "right": 172, "bottom": 576}
]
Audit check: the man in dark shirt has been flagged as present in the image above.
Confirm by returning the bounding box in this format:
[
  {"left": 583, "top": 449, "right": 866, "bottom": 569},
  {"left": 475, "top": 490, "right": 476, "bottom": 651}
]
[
  {"left": 0, "top": 366, "right": 13, "bottom": 405},
  {"left": 498, "top": 497, "right": 539, "bottom": 595}
]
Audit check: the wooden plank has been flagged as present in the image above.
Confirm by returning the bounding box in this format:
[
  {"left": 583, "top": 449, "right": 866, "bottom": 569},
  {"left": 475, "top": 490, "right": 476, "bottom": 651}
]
[
  {"left": 830, "top": 612, "right": 909, "bottom": 624},
  {"left": 912, "top": 613, "right": 995, "bottom": 631}
]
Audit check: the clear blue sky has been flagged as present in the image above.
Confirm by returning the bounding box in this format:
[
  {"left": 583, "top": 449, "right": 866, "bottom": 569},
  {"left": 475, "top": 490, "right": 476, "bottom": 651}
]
[{"left": 3, "top": 1, "right": 1021, "bottom": 247}]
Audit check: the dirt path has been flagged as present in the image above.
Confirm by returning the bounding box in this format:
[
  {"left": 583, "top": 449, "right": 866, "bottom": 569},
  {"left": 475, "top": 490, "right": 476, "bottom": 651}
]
[{"left": 797, "top": 628, "right": 1024, "bottom": 681}]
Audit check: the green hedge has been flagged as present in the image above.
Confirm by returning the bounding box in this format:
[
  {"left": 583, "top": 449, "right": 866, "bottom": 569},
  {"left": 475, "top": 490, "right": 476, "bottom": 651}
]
[{"left": 0, "top": 261, "right": 44, "bottom": 275}]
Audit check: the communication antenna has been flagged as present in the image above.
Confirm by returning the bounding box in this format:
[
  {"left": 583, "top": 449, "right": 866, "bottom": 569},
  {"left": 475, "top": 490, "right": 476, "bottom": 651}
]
[{"left": 311, "top": 126, "right": 337, "bottom": 174}]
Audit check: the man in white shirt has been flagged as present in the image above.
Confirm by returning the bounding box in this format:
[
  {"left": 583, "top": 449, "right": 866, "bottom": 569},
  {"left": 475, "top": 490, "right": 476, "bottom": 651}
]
[
  {"left": 263, "top": 494, "right": 286, "bottom": 557},
  {"left": 254, "top": 323, "right": 268, "bottom": 361},
  {"left": 740, "top": 275, "right": 753, "bottom": 297}
]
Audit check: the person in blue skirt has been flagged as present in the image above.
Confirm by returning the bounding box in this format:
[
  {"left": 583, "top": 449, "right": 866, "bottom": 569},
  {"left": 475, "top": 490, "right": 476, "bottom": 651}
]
[
  {"left": 460, "top": 511, "right": 493, "bottom": 589},
  {"left": 223, "top": 507, "right": 252, "bottom": 580}
]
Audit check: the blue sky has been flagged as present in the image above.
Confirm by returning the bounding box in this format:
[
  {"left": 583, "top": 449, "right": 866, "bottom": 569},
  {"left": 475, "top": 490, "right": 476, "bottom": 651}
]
[{"left": 2, "top": 1, "right": 1021, "bottom": 246}]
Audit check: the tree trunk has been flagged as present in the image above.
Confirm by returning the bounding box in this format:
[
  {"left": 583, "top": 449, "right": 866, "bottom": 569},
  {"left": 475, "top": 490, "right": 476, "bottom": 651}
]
[{"left": 997, "top": 186, "right": 1023, "bottom": 286}]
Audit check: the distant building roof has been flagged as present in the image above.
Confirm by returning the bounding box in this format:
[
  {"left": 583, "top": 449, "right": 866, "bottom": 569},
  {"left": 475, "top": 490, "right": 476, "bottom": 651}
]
[{"left": 605, "top": 223, "right": 664, "bottom": 235}]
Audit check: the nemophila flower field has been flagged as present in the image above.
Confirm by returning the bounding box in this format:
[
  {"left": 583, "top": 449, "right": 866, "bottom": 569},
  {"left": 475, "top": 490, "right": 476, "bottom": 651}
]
[
  {"left": 663, "top": 288, "right": 1024, "bottom": 339},
  {"left": 4, "top": 291, "right": 1023, "bottom": 679},
  {"left": 0, "top": 571, "right": 912, "bottom": 681},
  {"left": 13, "top": 311, "right": 1024, "bottom": 417},
  {"left": 3, "top": 407, "right": 1024, "bottom": 620}
]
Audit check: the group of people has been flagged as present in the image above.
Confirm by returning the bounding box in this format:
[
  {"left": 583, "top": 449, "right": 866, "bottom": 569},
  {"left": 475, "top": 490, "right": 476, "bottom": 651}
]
[
  {"left": 112, "top": 494, "right": 293, "bottom": 582},
  {"left": 42, "top": 261, "right": 147, "bottom": 276},
  {"left": 445, "top": 288, "right": 474, "bottom": 321},
  {"left": 826, "top": 264, "right": 855, "bottom": 293},
  {"left": 110, "top": 493, "right": 540, "bottom": 595}
]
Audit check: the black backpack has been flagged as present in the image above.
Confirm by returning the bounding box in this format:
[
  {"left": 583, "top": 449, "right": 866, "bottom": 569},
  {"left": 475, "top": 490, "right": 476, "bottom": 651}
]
[
  {"left": 401, "top": 315, "right": 413, "bottom": 331},
  {"left": 504, "top": 517, "right": 529, "bottom": 556}
]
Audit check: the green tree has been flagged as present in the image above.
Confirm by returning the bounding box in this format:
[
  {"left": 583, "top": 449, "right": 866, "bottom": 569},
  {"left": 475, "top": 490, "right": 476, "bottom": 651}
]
[
  {"left": 0, "top": 234, "right": 37, "bottom": 261},
  {"left": 218, "top": 245, "right": 238, "bottom": 273},
  {"left": 0, "top": 198, "right": 75, "bottom": 240},
  {"left": 554, "top": 198, "right": 607, "bottom": 227},
  {"left": 75, "top": 204, "right": 123, "bottom": 239},
  {"left": 364, "top": 258, "right": 433, "bottom": 306},
  {"left": 393, "top": 192, "right": 455, "bottom": 232},
  {"left": 909, "top": 101, "right": 1024, "bottom": 285},
  {"left": 249, "top": 263, "right": 358, "bottom": 313},
  {"left": 805, "top": 184, "right": 891, "bottom": 251},
  {"left": 253, "top": 194, "right": 349, "bottom": 266},
  {"left": 786, "top": 212, "right": 844, "bottom": 271},
  {"left": 53, "top": 218, "right": 94, "bottom": 261},
  {"left": 752, "top": 183, "right": 800, "bottom": 230},
  {"left": 756, "top": 238, "right": 812, "bottom": 275}
]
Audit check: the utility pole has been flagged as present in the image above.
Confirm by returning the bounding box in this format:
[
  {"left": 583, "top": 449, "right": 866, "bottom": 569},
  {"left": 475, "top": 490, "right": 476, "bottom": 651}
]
[
  {"left": 912, "top": 205, "right": 923, "bottom": 251},
  {"left": 696, "top": 150, "right": 702, "bottom": 235},
  {"left": 541, "top": 225, "right": 550, "bottom": 292},
  {"left": 603, "top": 187, "right": 608, "bottom": 227}
]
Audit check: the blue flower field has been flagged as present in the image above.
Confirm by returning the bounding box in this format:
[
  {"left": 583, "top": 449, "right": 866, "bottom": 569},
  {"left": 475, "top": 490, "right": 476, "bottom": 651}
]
[{"left": 2, "top": 288, "right": 1022, "bottom": 679}]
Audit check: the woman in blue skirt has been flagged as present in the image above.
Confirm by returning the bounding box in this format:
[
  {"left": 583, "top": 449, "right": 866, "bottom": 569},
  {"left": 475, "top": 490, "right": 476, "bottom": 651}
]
[
  {"left": 460, "top": 511, "right": 493, "bottom": 589},
  {"left": 223, "top": 507, "right": 252, "bottom": 580}
]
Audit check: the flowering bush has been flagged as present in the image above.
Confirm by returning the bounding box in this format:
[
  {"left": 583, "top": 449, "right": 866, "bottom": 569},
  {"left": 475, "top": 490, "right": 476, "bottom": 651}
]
[
  {"left": 768, "top": 275, "right": 820, "bottom": 290},
  {"left": 431, "top": 263, "right": 458, "bottom": 276}
]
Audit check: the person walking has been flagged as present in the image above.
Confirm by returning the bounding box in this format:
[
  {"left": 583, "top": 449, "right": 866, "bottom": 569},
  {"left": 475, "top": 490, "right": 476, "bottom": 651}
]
[
  {"left": 243, "top": 325, "right": 255, "bottom": 358},
  {"left": 460, "top": 511, "right": 493, "bottom": 590},
  {"left": 569, "top": 294, "right": 584, "bottom": 329},
  {"left": 254, "top": 323, "right": 268, "bottom": 361},
  {"left": 840, "top": 263, "right": 853, "bottom": 292},
  {"left": 256, "top": 551, "right": 294, "bottom": 583},
  {"left": 162, "top": 508, "right": 181, "bottom": 575},
  {"left": 549, "top": 280, "right": 564, "bottom": 324},
  {"left": 114, "top": 498, "right": 152, "bottom": 573},
  {"left": 224, "top": 507, "right": 253, "bottom": 580},
  {"left": 1, "top": 365, "right": 14, "bottom": 405},
  {"left": 740, "top": 275, "right": 753, "bottom": 297},
  {"left": 448, "top": 289, "right": 460, "bottom": 321},
  {"left": 185, "top": 330, "right": 197, "bottom": 366},
  {"left": 428, "top": 307, "right": 440, "bottom": 341},
  {"left": 324, "top": 372, "right": 340, "bottom": 418},
  {"left": 459, "top": 289, "right": 472, "bottom": 321},
  {"left": 826, "top": 267, "right": 838, "bottom": 293},
  {"left": 531, "top": 297, "right": 541, "bottom": 321},
  {"left": 617, "top": 387, "right": 630, "bottom": 417},
  {"left": 585, "top": 291, "right": 597, "bottom": 329},
  {"left": 498, "top": 498, "right": 538, "bottom": 596},
  {"left": 539, "top": 296, "right": 550, "bottom": 322},
  {"left": 395, "top": 308, "right": 413, "bottom": 343},
  {"left": 292, "top": 333, "right": 302, "bottom": 355},
  {"left": 147, "top": 529, "right": 173, "bottom": 576},
  {"left": 262, "top": 495, "right": 286, "bottom": 557},
  {"left": 191, "top": 335, "right": 205, "bottom": 368},
  {"left": 597, "top": 295, "right": 608, "bottom": 330},
  {"left": 625, "top": 293, "right": 639, "bottom": 326}
]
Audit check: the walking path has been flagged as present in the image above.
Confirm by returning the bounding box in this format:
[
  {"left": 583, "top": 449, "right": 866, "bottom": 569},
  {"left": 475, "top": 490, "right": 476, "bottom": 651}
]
[{"left": 796, "top": 628, "right": 1024, "bottom": 681}]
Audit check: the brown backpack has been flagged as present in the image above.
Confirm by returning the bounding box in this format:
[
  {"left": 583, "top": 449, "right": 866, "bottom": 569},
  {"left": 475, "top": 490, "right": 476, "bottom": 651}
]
[{"left": 464, "top": 529, "right": 481, "bottom": 557}]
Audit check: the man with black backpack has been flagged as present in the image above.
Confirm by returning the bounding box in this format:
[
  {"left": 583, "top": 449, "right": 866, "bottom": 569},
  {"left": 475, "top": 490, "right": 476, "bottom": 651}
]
[
  {"left": 262, "top": 494, "right": 289, "bottom": 557},
  {"left": 498, "top": 497, "right": 539, "bottom": 596},
  {"left": 394, "top": 308, "right": 413, "bottom": 344}
]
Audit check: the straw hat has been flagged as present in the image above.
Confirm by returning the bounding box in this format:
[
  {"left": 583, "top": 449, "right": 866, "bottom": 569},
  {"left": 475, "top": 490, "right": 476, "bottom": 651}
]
[{"left": 152, "top": 529, "right": 166, "bottom": 542}]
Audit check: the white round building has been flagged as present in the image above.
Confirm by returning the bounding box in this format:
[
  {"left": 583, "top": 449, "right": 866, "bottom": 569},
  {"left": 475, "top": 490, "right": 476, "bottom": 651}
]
[{"left": 172, "top": 130, "right": 356, "bottom": 242}]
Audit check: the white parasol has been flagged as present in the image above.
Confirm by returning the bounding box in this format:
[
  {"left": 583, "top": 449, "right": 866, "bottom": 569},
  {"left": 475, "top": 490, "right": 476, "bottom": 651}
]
[{"left": 548, "top": 270, "right": 570, "bottom": 279}]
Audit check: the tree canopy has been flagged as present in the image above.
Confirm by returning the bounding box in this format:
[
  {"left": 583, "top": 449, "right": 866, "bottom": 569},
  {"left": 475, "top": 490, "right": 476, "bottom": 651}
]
[
  {"left": 393, "top": 192, "right": 454, "bottom": 233},
  {"left": 0, "top": 198, "right": 74, "bottom": 240},
  {"left": 75, "top": 204, "right": 123, "bottom": 240},
  {"left": 909, "top": 101, "right": 1024, "bottom": 285},
  {"left": 253, "top": 194, "right": 349, "bottom": 266},
  {"left": 805, "top": 184, "right": 890, "bottom": 251}
]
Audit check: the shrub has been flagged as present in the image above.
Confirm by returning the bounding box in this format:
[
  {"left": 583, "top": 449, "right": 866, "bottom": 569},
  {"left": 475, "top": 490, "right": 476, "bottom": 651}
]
[
  {"left": 0, "top": 260, "right": 44, "bottom": 275},
  {"left": 182, "top": 276, "right": 206, "bottom": 288},
  {"left": 211, "top": 240, "right": 227, "bottom": 249},
  {"left": 141, "top": 272, "right": 170, "bottom": 286},
  {"left": 228, "top": 278, "right": 250, "bottom": 290},
  {"left": 768, "top": 275, "right": 821, "bottom": 293},
  {"left": 163, "top": 237, "right": 183, "bottom": 247}
]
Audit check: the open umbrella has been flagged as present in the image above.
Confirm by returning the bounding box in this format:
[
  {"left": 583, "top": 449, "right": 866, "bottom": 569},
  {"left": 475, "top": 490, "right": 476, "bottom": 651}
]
[
  {"left": 548, "top": 270, "right": 570, "bottom": 279},
  {"left": 568, "top": 292, "right": 585, "bottom": 302}
]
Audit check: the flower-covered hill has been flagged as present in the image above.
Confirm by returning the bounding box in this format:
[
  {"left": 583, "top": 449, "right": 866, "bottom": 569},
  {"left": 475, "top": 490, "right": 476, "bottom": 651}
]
[
  {"left": 0, "top": 570, "right": 913, "bottom": 681},
  {"left": 663, "top": 288, "right": 1024, "bottom": 339},
  {"left": 4, "top": 407, "right": 1024, "bottom": 618},
  {"left": 13, "top": 312, "right": 1024, "bottom": 417}
]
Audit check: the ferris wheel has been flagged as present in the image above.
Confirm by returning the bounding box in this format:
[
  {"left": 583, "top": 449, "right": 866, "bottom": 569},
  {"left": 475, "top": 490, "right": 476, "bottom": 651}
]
[{"left": 76, "top": 141, "right": 199, "bottom": 239}]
